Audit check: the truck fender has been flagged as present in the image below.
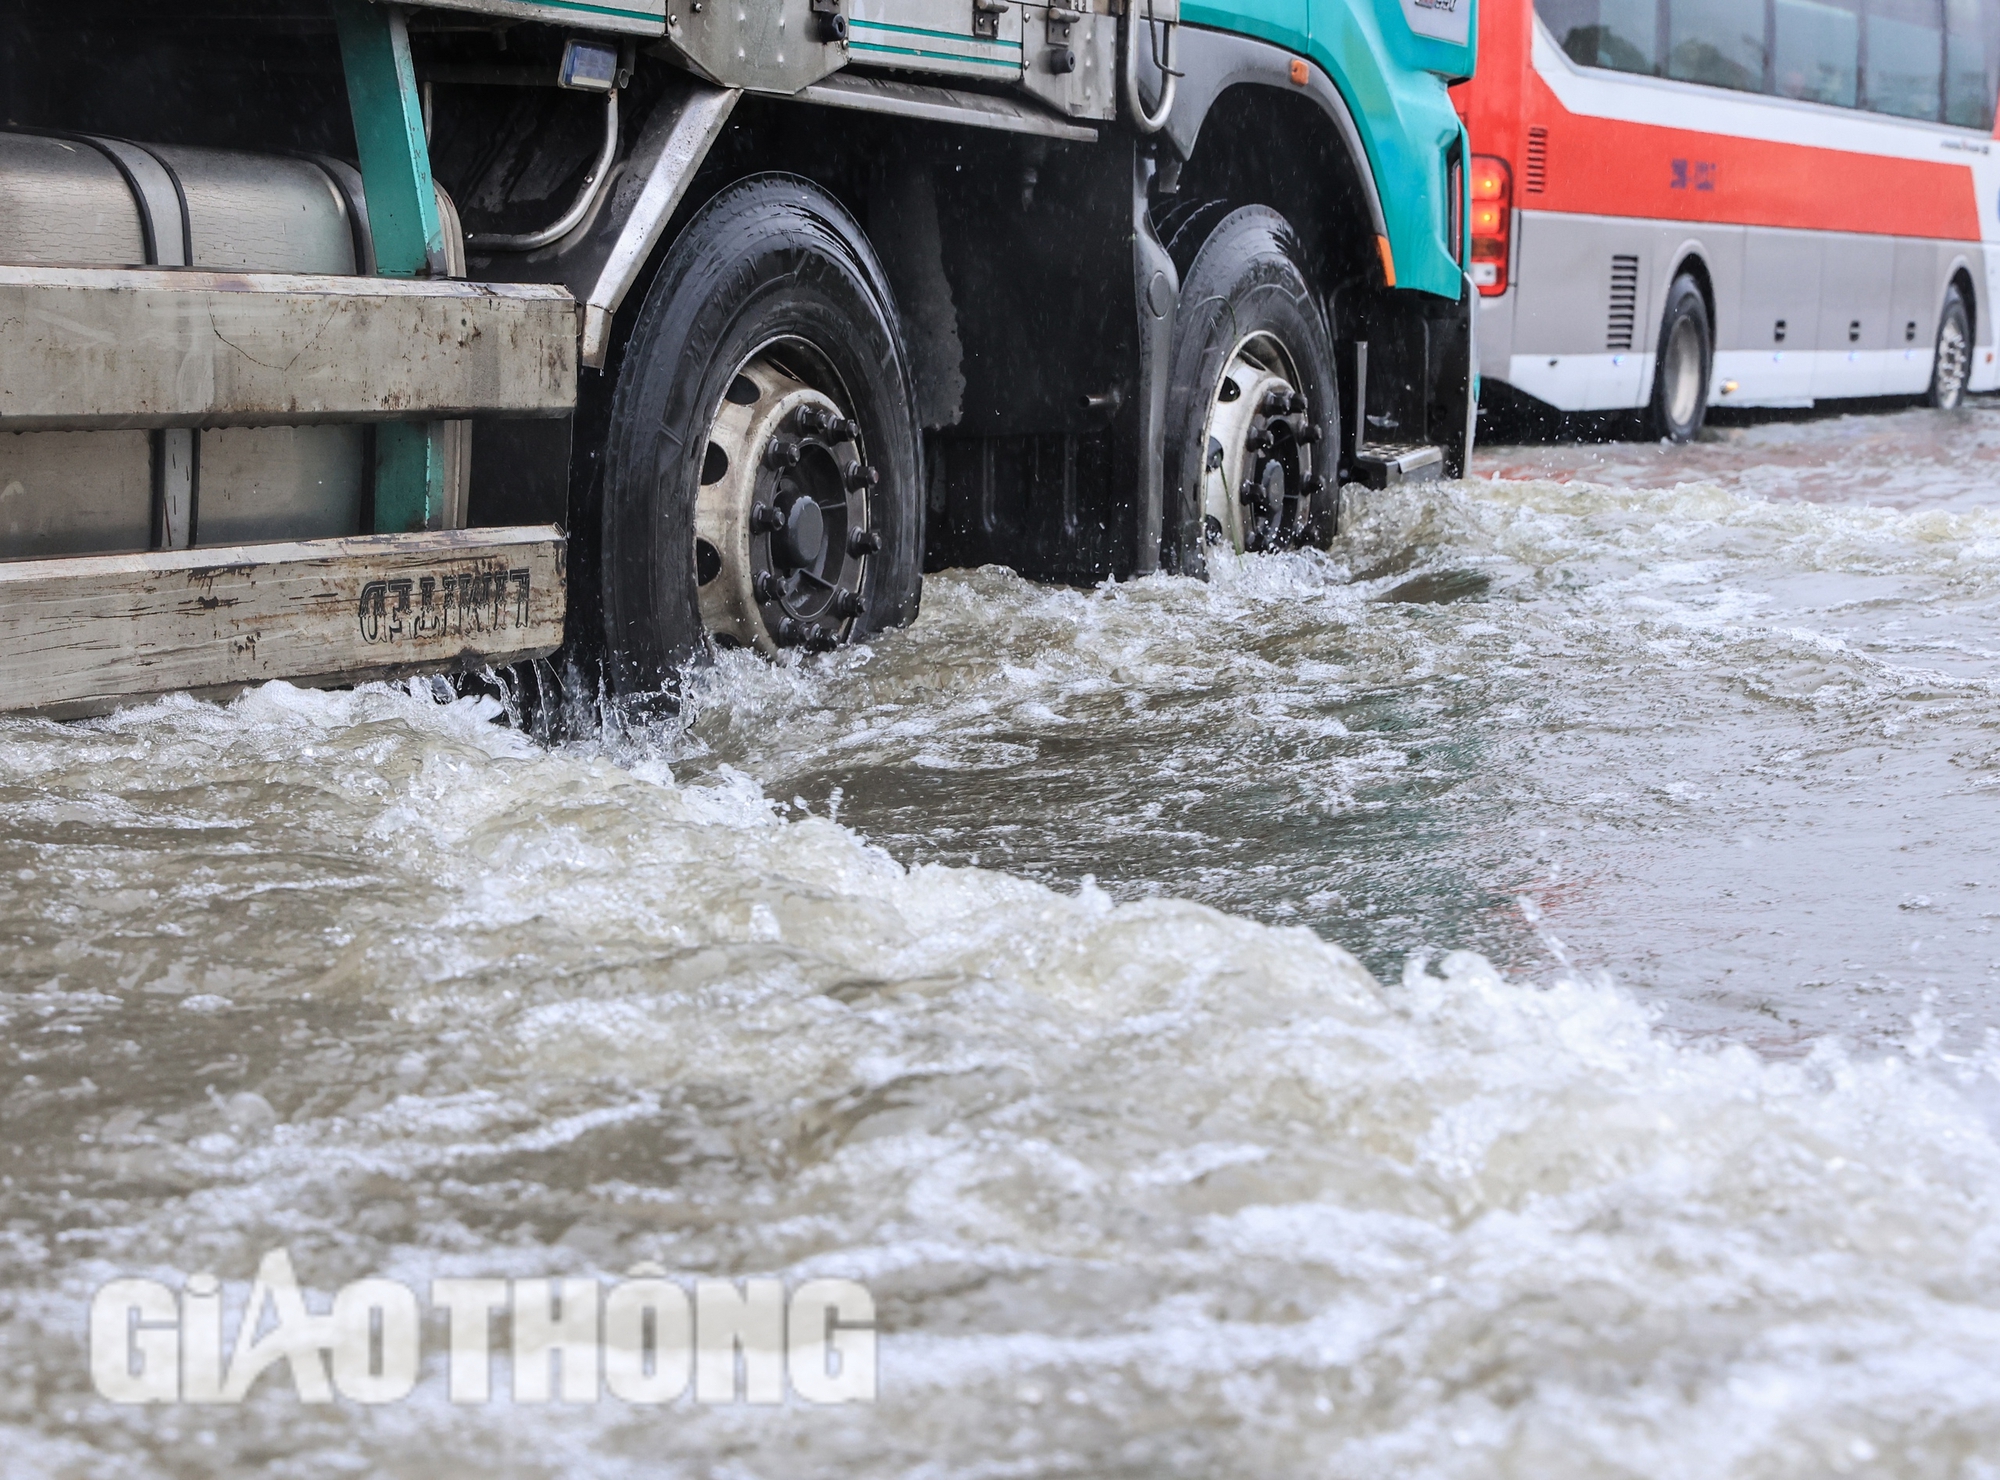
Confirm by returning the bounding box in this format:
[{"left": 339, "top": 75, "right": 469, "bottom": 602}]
[{"left": 1145, "top": 27, "right": 1389, "bottom": 252}]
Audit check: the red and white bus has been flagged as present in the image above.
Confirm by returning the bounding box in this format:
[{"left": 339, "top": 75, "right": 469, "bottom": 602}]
[{"left": 1455, "top": 0, "right": 2000, "bottom": 439}]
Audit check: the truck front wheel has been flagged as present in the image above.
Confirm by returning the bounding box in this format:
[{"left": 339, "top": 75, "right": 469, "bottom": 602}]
[
  {"left": 1161, "top": 206, "right": 1340, "bottom": 576},
  {"left": 597, "top": 174, "right": 923, "bottom": 694}
]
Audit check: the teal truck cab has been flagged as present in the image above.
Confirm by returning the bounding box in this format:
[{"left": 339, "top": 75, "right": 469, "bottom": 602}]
[{"left": 0, "top": 0, "right": 1474, "bottom": 717}]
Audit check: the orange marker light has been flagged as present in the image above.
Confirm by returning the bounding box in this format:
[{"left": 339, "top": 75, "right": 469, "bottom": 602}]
[
  {"left": 1289, "top": 57, "right": 1308, "bottom": 85},
  {"left": 1467, "top": 153, "right": 1511, "bottom": 297}
]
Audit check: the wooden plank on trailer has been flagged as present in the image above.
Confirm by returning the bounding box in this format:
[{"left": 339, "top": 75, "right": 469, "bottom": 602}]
[
  {"left": 0, "top": 267, "right": 578, "bottom": 432},
  {"left": 0, "top": 526, "right": 565, "bottom": 715}
]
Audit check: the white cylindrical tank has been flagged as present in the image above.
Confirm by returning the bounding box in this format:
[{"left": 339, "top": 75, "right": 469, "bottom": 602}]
[{"left": 0, "top": 131, "right": 465, "bottom": 560}]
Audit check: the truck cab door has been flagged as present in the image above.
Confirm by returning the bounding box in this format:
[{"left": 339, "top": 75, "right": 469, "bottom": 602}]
[{"left": 1182, "top": 0, "right": 1310, "bottom": 54}]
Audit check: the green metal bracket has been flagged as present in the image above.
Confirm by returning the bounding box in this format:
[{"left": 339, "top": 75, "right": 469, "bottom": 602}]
[
  {"left": 332, "top": 0, "right": 446, "bottom": 277},
  {"left": 334, "top": 0, "right": 449, "bottom": 533},
  {"left": 371, "top": 424, "right": 448, "bottom": 536}
]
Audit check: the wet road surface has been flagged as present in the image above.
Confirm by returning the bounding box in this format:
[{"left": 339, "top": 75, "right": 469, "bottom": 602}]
[{"left": 5, "top": 402, "right": 2000, "bottom": 1477}]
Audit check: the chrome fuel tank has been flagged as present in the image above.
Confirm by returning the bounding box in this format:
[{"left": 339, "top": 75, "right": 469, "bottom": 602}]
[{"left": 0, "top": 133, "right": 465, "bottom": 560}]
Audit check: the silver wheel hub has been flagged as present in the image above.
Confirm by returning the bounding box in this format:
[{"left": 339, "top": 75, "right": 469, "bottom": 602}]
[
  {"left": 1201, "top": 334, "right": 1319, "bottom": 554},
  {"left": 694, "top": 350, "right": 879, "bottom": 655},
  {"left": 1664, "top": 317, "right": 1703, "bottom": 429}
]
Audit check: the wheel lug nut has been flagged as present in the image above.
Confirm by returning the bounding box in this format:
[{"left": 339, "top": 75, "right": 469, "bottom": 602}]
[
  {"left": 755, "top": 571, "right": 783, "bottom": 603},
  {"left": 750, "top": 504, "right": 784, "bottom": 534},
  {"left": 1300, "top": 422, "right": 1324, "bottom": 445},
  {"left": 804, "top": 624, "right": 840, "bottom": 652},
  {"left": 846, "top": 529, "right": 882, "bottom": 556},
  {"left": 832, "top": 588, "right": 862, "bottom": 619},
  {"left": 776, "top": 616, "right": 804, "bottom": 646},
  {"left": 790, "top": 408, "right": 860, "bottom": 443},
  {"left": 764, "top": 438, "right": 800, "bottom": 470},
  {"left": 1289, "top": 392, "right": 1308, "bottom": 415},
  {"left": 845, "top": 463, "right": 879, "bottom": 492}
]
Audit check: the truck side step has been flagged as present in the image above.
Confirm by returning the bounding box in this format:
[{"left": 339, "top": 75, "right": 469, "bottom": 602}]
[
  {"left": 1349, "top": 443, "right": 1445, "bottom": 491},
  {"left": 0, "top": 525, "right": 565, "bottom": 717}
]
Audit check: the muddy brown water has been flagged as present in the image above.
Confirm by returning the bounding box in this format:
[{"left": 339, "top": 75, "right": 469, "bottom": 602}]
[{"left": 4, "top": 403, "right": 2000, "bottom": 1476}]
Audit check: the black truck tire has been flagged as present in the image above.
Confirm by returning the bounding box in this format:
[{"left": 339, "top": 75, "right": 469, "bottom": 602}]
[
  {"left": 596, "top": 173, "right": 923, "bottom": 695},
  {"left": 1161, "top": 205, "right": 1340, "bottom": 576},
  {"left": 1649, "top": 273, "right": 1712, "bottom": 443}
]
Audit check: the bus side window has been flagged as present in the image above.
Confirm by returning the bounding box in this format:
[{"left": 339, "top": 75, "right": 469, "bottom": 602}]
[
  {"left": 1773, "top": 0, "right": 1860, "bottom": 108},
  {"left": 1666, "top": 0, "right": 1767, "bottom": 92},
  {"left": 1865, "top": 0, "right": 1944, "bottom": 119},
  {"left": 1945, "top": 0, "right": 2000, "bottom": 129},
  {"left": 1538, "top": 0, "right": 1997, "bottom": 129},
  {"left": 1536, "top": 0, "right": 1661, "bottom": 75}
]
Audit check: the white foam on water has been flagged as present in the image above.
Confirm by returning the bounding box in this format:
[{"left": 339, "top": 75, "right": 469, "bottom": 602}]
[
  {"left": 638, "top": 459, "right": 2000, "bottom": 1041},
  {"left": 4, "top": 675, "right": 2000, "bottom": 1476}
]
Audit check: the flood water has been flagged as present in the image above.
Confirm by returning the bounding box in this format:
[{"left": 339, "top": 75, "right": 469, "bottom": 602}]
[{"left": 6, "top": 403, "right": 2000, "bottom": 1476}]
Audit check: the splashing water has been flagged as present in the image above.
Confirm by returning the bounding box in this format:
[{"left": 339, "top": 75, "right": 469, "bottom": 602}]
[
  {"left": 672, "top": 407, "right": 2000, "bottom": 1054},
  {"left": 3, "top": 405, "right": 2000, "bottom": 1476}
]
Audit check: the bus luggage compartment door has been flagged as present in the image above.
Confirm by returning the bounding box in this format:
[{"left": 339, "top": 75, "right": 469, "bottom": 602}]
[
  {"left": 1730, "top": 227, "right": 1822, "bottom": 406},
  {"left": 1813, "top": 233, "right": 1894, "bottom": 401}
]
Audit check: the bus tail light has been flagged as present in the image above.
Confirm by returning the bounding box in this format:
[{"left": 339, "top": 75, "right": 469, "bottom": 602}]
[{"left": 1469, "top": 154, "right": 1511, "bottom": 296}]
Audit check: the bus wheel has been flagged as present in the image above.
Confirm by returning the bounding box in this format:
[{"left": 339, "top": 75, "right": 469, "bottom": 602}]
[
  {"left": 1162, "top": 206, "right": 1339, "bottom": 576},
  {"left": 1929, "top": 285, "right": 1972, "bottom": 410},
  {"left": 1649, "top": 274, "right": 1711, "bottom": 444},
  {"left": 597, "top": 174, "right": 922, "bottom": 693}
]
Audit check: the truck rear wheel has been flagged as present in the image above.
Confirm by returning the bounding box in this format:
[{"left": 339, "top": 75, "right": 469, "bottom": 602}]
[
  {"left": 1161, "top": 206, "right": 1339, "bottom": 576},
  {"left": 597, "top": 174, "right": 922, "bottom": 694},
  {"left": 1929, "top": 285, "right": 1972, "bottom": 410},
  {"left": 1649, "top": 274, "right": 1711, "bottom": 443}
]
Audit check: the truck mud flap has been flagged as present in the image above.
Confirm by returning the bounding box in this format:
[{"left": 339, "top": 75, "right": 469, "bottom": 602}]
[{"left": 0, "top": 525, "right": 565, "bottom": 718}]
